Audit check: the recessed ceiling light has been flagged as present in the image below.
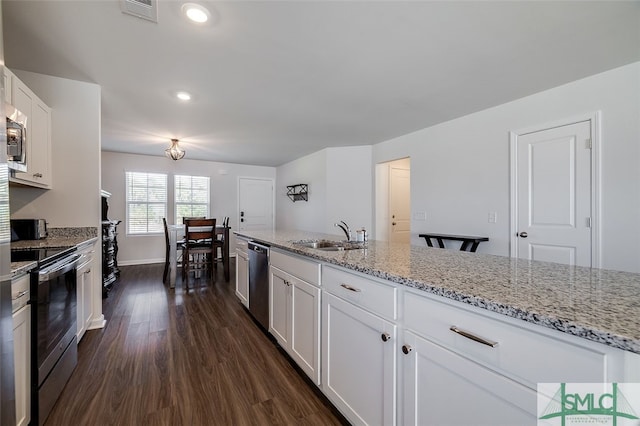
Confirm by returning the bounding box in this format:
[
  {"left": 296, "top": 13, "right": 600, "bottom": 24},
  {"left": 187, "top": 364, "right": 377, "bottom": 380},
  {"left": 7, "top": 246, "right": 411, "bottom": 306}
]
[
  {"left": 176, "top": 91, "right": 192, "bottom": 101},
  {"left": 182, "top": 3, "right": 210, "bottom": 24}
]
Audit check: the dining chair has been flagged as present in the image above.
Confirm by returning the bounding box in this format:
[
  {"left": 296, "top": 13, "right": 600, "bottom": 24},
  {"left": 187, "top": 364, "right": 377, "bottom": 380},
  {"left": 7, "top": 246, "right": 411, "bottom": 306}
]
[
  {"left": 162, "top": 218, "right": 185, "bottom": 283},
  {"left": 212, "top": 216, "right": 229, "bottom": 275},
  {"left": 181, "top": 218, "right": 217, "bottom": 287},
  {"left": 182, "top": 216, "right": 206, "bottom": 223}
]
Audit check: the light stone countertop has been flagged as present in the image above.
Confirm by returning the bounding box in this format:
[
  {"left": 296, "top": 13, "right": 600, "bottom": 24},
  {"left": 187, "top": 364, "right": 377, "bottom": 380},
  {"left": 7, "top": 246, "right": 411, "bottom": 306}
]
[
  {"left": 10, "top": 227, "right": 99, "bottom": 274},
  {"left": 235, "top": 229, "right": 640, "bottom": 354}
]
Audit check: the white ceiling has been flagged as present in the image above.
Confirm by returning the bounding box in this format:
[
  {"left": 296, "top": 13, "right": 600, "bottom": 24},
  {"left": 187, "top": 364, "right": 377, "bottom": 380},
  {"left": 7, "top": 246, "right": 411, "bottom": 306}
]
[{"left": 3, "top": 1, "right": 639, "bottom": 167}]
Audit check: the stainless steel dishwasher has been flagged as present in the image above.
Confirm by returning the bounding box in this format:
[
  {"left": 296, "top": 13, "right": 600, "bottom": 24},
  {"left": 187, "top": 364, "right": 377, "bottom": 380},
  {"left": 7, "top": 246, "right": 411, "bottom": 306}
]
[{"left": 248, "top": 241, "right": 270, "bottom": 330}]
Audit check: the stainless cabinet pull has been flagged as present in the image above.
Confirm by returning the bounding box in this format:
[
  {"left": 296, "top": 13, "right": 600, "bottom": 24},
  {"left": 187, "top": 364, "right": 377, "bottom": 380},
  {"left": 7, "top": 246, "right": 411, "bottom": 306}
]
[
  {"left": 402, "top": 344, "right": 412, "bottom": 354},
  {"left": 381, "top": 332, "right": 391, "bottom": 342},
  {"left": 340, "top": 283, "right": 361, "bottom": 292},
  {"left": 12, "top": 290, "right": 28, "bottom": 301},
  {"left": 450, "top": 326, "right": 498, "bottom": 348}
]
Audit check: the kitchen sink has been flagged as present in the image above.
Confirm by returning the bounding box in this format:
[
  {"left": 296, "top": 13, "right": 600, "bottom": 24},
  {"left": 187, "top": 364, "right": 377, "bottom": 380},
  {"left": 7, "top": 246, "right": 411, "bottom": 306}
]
[{"left": 291, "top": 240, "right": 364, "bottom": 251}]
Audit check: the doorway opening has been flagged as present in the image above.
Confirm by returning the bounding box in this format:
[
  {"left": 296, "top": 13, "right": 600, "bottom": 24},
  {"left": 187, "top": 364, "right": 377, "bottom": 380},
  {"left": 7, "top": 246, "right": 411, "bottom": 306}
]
[{"left": 375, "top": 157, "right": 410, "bottom": 242}]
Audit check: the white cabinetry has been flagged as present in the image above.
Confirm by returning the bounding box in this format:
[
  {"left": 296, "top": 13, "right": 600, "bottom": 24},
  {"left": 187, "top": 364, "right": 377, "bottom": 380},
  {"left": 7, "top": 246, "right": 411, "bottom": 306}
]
[
  {"left": 321, "top": 265, "right": 397, "bottom": 426},
  {"left": 269, "top": 249, "right": 321, "bottom": 384},
  {"left": 235, "top": 237, "right": 249, "bottom": 307},
  {"left": 77, "top": 243, "right": 96, "bottom": 341},
  {"left": 6, "top": 68, "right": 52, "bottom": 188},
  {"left": 3, "top": 67, "right": 12, "bottom": 104},
  {"left": 12, "top": 273, "right": 31, "bottom": 426},
  {"left": 400, "top": 289, "right": 633, "bottom": 425},
  {"left": 402, "top": 331, "right": 536, "bottom": 425}
]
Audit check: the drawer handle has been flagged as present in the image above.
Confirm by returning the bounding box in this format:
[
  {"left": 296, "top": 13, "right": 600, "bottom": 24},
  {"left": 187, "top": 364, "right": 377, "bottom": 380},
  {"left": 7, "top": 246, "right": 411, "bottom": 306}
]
[
  {"left": 449, "top": 326, "right": 498, "bottom": 348},
  {"left": 12, "top": 290, "right": 28, "bottom": 301},
  {"left": 340, "top": 283, "right": 361, "bottom": 292}
]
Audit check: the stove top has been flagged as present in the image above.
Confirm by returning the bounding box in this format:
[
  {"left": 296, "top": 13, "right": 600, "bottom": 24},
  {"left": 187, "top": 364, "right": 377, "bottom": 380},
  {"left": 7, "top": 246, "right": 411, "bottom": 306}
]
[{"left": 11, "top": 246, "right": 75, "bottom": 266}]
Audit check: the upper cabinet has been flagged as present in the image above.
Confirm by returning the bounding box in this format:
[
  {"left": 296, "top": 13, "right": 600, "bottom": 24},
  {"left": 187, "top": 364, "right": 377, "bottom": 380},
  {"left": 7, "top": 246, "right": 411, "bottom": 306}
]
[{"left": 5, "top": 68, "right": 53, "bottom": 189}]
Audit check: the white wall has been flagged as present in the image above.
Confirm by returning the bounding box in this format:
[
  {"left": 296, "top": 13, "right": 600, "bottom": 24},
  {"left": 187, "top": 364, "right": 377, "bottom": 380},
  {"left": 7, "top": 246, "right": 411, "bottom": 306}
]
[
  {"left": 101, "top": 151, "right": 276, "bottom": 265},
  {"left": 275, "top": 149, "right": 327, "bottom": 232},
  {"left": 8, "top": 70, "right": 104, "bottom": 327},
  {"left": 325, "top": 146, "right": 373, "bottom": 236},
  {"left": 9, "top": 70, "right": 101, "bottom": 228},
  {"left": 373, "top": 62, "right": 640, "bottom": 273},
  {"left": 276, "top": 146, "right": 373, "bottom": 238}
]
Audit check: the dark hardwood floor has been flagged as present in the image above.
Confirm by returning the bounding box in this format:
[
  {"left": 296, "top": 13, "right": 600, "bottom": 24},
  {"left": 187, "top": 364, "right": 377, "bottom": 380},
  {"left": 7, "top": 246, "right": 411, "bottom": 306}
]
[{"left": 44, "top": 260, "right": 344, "bottom": 425}]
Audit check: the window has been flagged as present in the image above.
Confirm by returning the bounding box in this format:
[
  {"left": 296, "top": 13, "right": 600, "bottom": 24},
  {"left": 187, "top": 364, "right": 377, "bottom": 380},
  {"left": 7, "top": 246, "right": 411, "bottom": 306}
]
[
  {"left": 126, "top": 172, "right": 167, "bottom": 234},
  {"left": 175, "top": 175, "right": 210, "bottom": 224}
]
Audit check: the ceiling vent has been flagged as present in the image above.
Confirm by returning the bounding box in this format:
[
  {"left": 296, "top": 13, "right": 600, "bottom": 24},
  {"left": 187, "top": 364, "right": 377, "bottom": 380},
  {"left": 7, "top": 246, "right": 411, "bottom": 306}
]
[{"left": 120, "top": 0, "right": 158, "bottom": 23}]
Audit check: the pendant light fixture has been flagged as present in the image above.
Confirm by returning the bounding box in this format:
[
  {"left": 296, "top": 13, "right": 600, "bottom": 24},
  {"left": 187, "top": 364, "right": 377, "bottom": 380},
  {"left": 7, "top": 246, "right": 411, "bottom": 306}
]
[{"left": 165, "top": 138, "right": 185, "bottom": 161}]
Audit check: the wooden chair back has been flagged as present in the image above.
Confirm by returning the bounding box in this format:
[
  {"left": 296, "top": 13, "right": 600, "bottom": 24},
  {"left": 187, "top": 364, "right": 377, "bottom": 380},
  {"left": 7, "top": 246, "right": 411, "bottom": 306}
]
[
  {"left": 184, "top": 218, "right": 216, "bottom": 244},
  {"left": 182, "top": 216, "right": 206, "bottom": 224}
]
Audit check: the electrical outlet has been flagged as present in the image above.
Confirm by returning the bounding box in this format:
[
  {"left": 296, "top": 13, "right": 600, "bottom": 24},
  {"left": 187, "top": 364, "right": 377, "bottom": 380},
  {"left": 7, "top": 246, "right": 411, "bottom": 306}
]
[
  {"left": 413, "top": 211, "right": 427, "bottom": 221},
  {"left": 488, "top": 212, "right": 497, "bottom": 223}
]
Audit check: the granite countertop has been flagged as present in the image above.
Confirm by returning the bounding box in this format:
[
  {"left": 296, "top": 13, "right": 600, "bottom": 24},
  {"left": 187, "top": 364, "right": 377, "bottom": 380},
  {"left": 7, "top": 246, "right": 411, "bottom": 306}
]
[
  {"left": 236, "top": 230, "right": 640, "bottom": 354},
  {"left": 10, "top": 226, "right": 99, "bottom": 274}
]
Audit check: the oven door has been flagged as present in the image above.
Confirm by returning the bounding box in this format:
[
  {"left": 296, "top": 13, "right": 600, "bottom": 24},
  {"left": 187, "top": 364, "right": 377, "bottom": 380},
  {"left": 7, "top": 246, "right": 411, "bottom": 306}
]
[{"left": 33, "top": 253, "right": 80, "bottom": 387}]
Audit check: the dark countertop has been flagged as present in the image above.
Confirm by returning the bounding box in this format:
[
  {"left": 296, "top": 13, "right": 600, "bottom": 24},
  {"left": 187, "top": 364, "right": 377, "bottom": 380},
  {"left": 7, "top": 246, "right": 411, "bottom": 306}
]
[{"left": 235, "top": 229, "right": 640, "bottom": 355}]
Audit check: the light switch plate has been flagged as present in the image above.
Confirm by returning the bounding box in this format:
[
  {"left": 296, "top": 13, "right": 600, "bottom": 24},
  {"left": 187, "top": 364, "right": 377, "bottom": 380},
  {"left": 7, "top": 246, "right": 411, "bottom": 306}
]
[{"left": 413, "top": 211, "right": 427, "bottom": 221}]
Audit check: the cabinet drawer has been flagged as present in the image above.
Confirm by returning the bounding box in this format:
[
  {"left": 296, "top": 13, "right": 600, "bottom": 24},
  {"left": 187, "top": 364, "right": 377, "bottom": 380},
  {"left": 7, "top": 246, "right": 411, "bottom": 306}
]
[
  {"left": 404, "top": 290, "right": 607, "bottom": 389},
  {"left": 270, "top": 249, "right": 320, "bottom": 286},
  {"left": 323, "top": 266, "right": 397, "bottom": 320},
  {"left": 236, "top": 237, "right": 249, "bottom": 253}
]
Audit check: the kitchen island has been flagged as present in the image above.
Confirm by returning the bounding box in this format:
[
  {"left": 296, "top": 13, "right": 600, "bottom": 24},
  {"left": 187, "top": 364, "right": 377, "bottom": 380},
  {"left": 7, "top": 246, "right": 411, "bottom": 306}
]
[
  {"left": 236, "top": 230, "right": 640, "bottom": 425},
  {"left": 236, "top": 230, "right": 640, "bottom": 354}
]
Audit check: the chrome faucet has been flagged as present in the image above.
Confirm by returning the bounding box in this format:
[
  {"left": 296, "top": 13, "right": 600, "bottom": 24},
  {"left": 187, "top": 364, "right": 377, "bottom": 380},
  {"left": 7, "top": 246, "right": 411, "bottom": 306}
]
[{"left": 334, "top": 221, "right": 351, "bottom": 241}]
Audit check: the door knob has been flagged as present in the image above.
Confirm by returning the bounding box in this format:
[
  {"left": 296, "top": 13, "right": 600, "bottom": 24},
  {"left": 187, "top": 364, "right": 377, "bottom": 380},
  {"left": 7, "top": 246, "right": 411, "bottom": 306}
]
[
  {"left": 518, "top": 232, "right": 528, "bottom": 238},
  {"left": 402, "top": 344, "right": 412, "bottom": 354},
  {"left": 381, "top": 332, "right": 391, "bottom": 342},
  {"left": 392, "top": 222, "right": 397, "bottom": 226}
]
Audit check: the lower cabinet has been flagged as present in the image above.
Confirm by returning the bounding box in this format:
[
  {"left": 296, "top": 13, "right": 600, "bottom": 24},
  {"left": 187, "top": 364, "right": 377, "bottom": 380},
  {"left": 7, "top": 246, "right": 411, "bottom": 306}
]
[
  {"left": 13, "top": 303, "right": 31, "bottom": 426},
  {"left": 258, "top": 248, "right": 640, "bottom": 426},
  {"left": 322, "top": 291, "right": 397, "bottom": 426},
  {"left": 269, "top": 265, "right": 321, "bottom": 384},
  {"left": 235, "top": 248, "right": 249, "bottom": 307},
  {"left": 401, "top": 331, "right": 536, "bottom": 426},
  {"left": 77, "top": 246, "right": 96, "bottom": 341}
]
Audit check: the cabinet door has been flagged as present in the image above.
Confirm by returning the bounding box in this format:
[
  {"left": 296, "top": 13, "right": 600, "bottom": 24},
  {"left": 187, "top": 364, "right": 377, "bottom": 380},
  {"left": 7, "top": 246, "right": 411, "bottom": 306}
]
[
  {"left": 402, "top": 331, "right": 536, "bottom": 426},
  {"left": 235, "top": 250, "right": 249, "bottom": 307},
  {"left": 28, "top": 99, "right": 52, "bottom": 186},
  {"left": 290, "top": 277, "right": 320, "bottom": 385},
  {"left": 3, "top": 67, "right": 12, "bottom": 104},
  {"left": 13, "top": 305, "right": 31, "bottom": 426},
  {"left": 269, "top": 266, "right": 290, "bottom": 347},
  {"left": 10, "top": 75, "right": 52, "bottom": 188},
  {"left": 77, "top": 257, "right": 94, "bottom": 341},
  {"left": 322, "top": 291, "right": 397, "bottom": 426}
]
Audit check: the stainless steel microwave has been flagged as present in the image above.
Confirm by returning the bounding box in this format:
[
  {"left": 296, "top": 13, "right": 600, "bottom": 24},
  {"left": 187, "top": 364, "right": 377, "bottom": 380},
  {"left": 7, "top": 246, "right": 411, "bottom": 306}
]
[{"left": 6, "top": 103, "right": 27, "bottom": 172}]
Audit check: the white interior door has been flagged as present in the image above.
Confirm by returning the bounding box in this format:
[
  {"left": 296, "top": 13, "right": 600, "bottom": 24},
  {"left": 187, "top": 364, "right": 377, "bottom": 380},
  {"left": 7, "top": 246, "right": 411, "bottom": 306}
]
[
  {"left": 514, "top": 121, "right": 592, "bottom": 266},
  {"left": 238, "top": 177, "right": 274, "bottom": 231},
  {"left": 389, "top": 160, "right": 411, "bottom": 243}
]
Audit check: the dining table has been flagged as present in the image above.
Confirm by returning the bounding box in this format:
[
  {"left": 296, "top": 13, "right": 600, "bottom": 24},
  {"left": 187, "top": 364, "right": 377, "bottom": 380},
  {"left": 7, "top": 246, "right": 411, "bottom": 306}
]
[{"left": 167, "top": 224, "right": 230, "bottom": 288}]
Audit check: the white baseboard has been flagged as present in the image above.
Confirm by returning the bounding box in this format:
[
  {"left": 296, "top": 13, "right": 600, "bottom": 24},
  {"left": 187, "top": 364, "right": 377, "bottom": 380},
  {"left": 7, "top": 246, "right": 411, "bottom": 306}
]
[
  {"left": 118, "top": 253, "right": 236, "bottom": 267},
  {"left": 118, "top": 258, "right": 164, "bottom": 266},
  {"left": 88, "top": 314, "right": 107, "bottom": 330}
]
